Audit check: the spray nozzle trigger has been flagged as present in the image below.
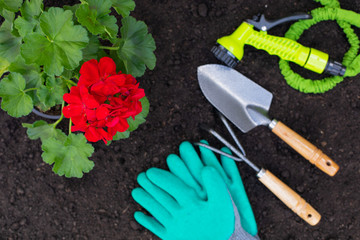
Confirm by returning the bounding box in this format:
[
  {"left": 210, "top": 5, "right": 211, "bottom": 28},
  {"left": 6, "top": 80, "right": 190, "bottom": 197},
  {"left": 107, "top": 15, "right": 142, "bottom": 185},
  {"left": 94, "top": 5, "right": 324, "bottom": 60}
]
[{"left": 246, "top": 13, "right": 312, "bottom": 31}]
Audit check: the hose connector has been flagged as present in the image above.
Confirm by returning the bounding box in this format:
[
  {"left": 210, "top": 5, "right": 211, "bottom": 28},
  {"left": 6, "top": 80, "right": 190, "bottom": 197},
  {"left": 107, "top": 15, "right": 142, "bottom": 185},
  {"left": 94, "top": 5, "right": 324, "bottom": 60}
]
[{"left": 324, "top": 59, "right": 346, "bottom": 76}]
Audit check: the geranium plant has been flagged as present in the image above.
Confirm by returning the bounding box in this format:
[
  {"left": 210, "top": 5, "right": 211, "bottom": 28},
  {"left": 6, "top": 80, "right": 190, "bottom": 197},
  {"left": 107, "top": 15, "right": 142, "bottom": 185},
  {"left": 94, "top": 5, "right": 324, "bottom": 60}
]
[{"left": 0, "top": 0, "right": 155, "bottom": 177}]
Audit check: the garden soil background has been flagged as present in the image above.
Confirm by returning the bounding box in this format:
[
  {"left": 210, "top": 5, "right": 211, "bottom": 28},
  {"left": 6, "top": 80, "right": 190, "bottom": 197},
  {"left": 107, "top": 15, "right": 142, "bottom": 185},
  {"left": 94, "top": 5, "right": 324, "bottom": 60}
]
[{"left": 1, "top": 0, "right": 360, "bottom": 239}]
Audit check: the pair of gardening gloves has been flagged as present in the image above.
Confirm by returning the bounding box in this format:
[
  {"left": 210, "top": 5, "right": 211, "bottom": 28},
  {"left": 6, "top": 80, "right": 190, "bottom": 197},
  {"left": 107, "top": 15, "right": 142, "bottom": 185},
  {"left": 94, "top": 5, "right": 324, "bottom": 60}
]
[{"left": 132, "top": 140, "right": 260, "bottom": 240}]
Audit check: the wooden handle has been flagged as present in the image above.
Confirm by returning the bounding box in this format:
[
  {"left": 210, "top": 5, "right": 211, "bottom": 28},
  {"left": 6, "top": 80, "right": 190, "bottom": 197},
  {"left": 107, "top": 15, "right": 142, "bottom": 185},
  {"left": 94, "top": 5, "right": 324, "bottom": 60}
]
[
  {"left": 258, "top": 169, "right": 321, "bottom": 226},
  {"left": 271, "top": 121, "right": 339, "bottom": 176}
]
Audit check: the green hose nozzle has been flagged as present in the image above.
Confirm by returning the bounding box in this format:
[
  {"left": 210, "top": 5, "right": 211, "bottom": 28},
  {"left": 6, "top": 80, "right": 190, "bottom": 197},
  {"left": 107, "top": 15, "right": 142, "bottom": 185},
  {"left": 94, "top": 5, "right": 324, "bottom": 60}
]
[{"left": 212, "top": 14, "right": 346, "bottom": 76}]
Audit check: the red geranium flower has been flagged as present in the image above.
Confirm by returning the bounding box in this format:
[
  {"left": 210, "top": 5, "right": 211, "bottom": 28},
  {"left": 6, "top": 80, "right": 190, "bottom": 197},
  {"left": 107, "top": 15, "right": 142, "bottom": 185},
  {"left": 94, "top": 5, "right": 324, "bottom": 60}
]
[{"left": 62, "top": 57, "right": 145, "bottom": 143}]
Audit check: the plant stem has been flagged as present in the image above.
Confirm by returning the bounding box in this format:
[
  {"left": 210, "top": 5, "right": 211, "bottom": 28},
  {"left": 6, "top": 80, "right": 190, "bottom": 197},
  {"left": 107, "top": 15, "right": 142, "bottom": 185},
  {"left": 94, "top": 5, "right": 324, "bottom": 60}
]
[
  {"left": 66, "top": 83, "right": 72, "bottom": 91},
  {"left": 99, "top": 45, "right": 119, "bottom": 51},
  {"left": 69, "top": 119, "right": 72, "bottom": 135},
  {"left": 65, "top": 79, "right": 77, "bottom": 86},
  {"left": 23, "top": 88, "right": 38, "bottom": 93},
  {"left": 53, "top": 102, "right": 65, "bottom": 128},
  {"left": 104, "top": 28, "right": 113, "bottom": 39}
]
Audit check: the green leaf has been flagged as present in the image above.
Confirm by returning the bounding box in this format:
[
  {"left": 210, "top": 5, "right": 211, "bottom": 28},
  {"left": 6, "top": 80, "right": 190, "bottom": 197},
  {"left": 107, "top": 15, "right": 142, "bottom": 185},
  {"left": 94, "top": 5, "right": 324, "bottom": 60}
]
[
  {"left": 37, "top": 75, "right": 67, "bottom": 110},
  {"left": 8, "top": 56, "right": 42, "bottom": 103},
  {"left": 116, "top": 16, "right": 156, "bottom": 77},
  {"left": 14, "top": 16, "right": 39, "bottom": 38},
  {"left": 0, "top": 9, "right": 15, "bottom": 31},
  {"left": 127, "top": 96, "right": 149, "bottom": 131},
  {"left": 21, "top": 7, "right": 89, "bottom": 76},
  {"left": 0, "top": 29, "right": 22, "bottom": 62},
  {"left": 25, "top": 70, "right": 42, "bottom": 88},
  {"left": 14, "top": 0, "right": 43, "bottom": 38},
  {"left": 8, "top": 55, "right": 40, "bottom": 76},
  {"left": 0, "top": 0, "right": 22, "bottom": 12},
  {"left": 61, "top": 69, "right": 74, "bottom": 80},
  {"left": 22, "top": 120, "right": 67, "bottom": 142},
  {"left": 140, "top": 96, "right": 150, "bottom": 117},
  {"left": 0, "top": 72, "right": 33, "bottom": 117},
  {"left": 0, "top": 56, "right": 10, "bottom": 76},
  {"left": 111, "top": 0, "right": 135, "bottom": 17},
  {"left": 63, "top": 4, "right": 80, "bottom": 23},
  {"left": 20, "top": 0, "right": 42, "bottom": 19},
  {"left": 76, "top": 0, "right": 118, "bottom": 39},
  {"left": 8, "top": 56, "right": 42, "bottom": 106},
  {"left": 82, "top": 35, "right": 100, "bottom": 61},
  {"left": 42, "top": 133, "right": 95, "bottom": 178},
  {"left": 113, "top": 130, "right": 130, "bottom": 140}
]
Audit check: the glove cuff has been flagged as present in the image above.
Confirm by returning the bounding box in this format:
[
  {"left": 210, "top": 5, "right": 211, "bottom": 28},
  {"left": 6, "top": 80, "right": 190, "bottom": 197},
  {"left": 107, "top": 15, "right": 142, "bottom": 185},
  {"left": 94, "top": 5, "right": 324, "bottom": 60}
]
[{"left": 229, "top": 196, "right": 260, "bottom": 240}]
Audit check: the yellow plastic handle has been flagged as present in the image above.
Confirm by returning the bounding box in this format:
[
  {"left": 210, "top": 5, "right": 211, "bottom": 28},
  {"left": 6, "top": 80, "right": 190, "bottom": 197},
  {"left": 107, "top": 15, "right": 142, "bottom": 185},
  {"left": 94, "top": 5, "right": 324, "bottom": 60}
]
[{"left": 245, "top": 28, "right": 310, "bottom": 67}]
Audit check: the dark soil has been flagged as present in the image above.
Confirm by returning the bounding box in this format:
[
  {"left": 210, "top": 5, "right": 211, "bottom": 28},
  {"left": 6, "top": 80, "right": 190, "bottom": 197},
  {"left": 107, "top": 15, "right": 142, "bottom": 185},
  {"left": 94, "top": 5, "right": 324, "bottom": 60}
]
[{"left": 1, "top": 0, "right": 360, "bottom": 239}]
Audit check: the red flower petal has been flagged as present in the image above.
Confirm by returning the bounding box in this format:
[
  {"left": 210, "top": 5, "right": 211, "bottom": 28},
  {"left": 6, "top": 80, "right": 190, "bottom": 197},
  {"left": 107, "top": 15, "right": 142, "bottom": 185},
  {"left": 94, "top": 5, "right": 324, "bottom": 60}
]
[
  {"left": 85, "top": 109, "right": 97, "bottom": 121},
  {"left": 85, "top": 127, "right": 102, "bottom": 142},
  {"left": 78, "top": 59, "right": 100, "bottom": 87},
  {"left": 72, "top": 123, "right": 86, "bottom": 132},
  {"left": 132, "top": 88, "right": 145, "bottom": 99},
  {"left": 90, "top": 81, "right": 104, "bottom": 94},
  {"left": 79, "top": 86, "right": 100, "bottom": 109},
  {"left": 108, "top": 118, "right": 129, "bottom": 136},
  {"left": 96, "top": 105, "right": 110, "bottom": 120},
  {"left": 107, "top": 75, "right": 126, "bottom": 87},
  {"left": 91, "top": 81, "right": 119, "bottom": 97},
  {"left": 63, "top": 86, "right": 82, "bottom": 104},
  {"left": 62, "top": 105, "right": 83, "bottom": 118},
  {"left": 125, "top": 74, "right": 137, "bottom": 84},
  {"left": 93, "top": 119, "right": 107, "bottom": 128},
  {"left": 71, "top": 115, "right": 87, "bottom": 126},
  {"left": 85, "top": 127, "right": 112, "bottom": 144},
  {"left": 105, "top": 116, "right": 120, "bottom": 127},
  {"left": 98, "top": 57, "right": 117, "bottom": 78},
  {"left": 80, "top": 59, "right": 98, "bottom": 75}
]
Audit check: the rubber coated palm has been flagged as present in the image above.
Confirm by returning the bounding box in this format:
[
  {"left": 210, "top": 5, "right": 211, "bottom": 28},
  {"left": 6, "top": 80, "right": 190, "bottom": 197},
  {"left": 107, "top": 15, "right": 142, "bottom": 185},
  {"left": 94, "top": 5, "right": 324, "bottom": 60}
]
[
  {"left": 132, "top": 167, "right": 236, "bottom": 240},
  {"left": 166, "top": 140, "right": 258, "bottom": 236}
]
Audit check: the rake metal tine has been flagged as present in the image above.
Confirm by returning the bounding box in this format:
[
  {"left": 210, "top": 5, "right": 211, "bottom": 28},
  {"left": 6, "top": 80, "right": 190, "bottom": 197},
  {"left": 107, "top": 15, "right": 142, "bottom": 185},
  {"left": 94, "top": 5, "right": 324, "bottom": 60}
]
[
  {"left": 218, "top": 112, "right": 246, "bottom": 156},
  {"left": 199, "top": 124, "right": 260, "bottom": 172},
  {"left": 194, "top": 142, "right": 244, "bottom": 162}
]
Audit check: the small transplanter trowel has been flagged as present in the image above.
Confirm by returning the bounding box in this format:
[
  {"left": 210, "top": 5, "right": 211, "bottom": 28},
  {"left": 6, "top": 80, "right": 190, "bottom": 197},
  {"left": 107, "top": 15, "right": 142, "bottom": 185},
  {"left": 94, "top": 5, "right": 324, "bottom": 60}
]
[
  {"left": 197, "top": 64, "right": 339, "bottom": 176},
  {"left": 212, "top": 13, "right": 346, "bottom": 76}
]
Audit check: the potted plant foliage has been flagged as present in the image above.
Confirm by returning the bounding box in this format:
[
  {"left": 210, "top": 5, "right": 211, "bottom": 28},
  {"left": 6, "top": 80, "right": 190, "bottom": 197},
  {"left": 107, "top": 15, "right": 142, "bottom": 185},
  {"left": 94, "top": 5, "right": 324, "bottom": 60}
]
[{"left": 0, "top": 0, "right": 156, "bottom": 178}]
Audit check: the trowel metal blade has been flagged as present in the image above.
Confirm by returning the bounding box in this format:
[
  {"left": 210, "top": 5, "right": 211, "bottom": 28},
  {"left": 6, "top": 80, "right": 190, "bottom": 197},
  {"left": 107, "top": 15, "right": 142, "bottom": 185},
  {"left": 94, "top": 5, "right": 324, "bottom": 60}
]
[{"left": 197, "top": 64, "right": 273, "bottom": 133}]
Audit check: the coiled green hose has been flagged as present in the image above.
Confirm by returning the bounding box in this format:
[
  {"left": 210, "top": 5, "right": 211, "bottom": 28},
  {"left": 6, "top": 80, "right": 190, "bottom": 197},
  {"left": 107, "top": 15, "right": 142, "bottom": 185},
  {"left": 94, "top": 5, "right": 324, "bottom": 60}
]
[{"left": 279, "top": 0, "right": 360, "bottom": 93}]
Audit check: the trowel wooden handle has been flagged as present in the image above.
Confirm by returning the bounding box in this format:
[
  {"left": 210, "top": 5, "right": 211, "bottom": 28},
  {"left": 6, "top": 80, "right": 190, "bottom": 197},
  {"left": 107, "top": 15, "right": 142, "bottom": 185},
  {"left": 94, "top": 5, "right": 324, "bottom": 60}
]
[
  {"left": 257, "top": 169, "right": 321, "bottom": 226},
  {"left": 271, "top": 121, "right": 339, "bottom": 176}
]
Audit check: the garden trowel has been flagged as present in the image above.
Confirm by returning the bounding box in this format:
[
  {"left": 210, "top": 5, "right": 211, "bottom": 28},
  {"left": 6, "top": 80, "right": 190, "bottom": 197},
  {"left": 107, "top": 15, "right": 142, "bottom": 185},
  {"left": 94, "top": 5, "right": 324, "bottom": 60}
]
[{"left": 197, "top": 64, "right": 339, "bottom": 176}]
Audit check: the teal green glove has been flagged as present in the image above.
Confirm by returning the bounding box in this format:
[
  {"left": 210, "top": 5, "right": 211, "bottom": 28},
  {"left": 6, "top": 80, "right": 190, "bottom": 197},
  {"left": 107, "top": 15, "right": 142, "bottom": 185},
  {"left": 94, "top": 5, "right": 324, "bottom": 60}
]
[
  {"left": 132, "top": 167, "right": 237, "bottom": 240},
  {"left": 166, "top": 140, "right": 258, "bottom": 236}
]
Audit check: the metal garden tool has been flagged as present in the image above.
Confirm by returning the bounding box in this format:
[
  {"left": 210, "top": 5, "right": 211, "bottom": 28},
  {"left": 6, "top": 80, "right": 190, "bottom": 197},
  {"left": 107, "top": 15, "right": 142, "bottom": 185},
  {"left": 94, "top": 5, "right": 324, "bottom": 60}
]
[
  {"left": 212, "top": 13, "right": 346, "bottom": 76},
  {"left": 195, "top": 113, "right": 321, "bottom": 226},
  {"left": 197, "top": 64, "right": 339, "bottom": 176}
]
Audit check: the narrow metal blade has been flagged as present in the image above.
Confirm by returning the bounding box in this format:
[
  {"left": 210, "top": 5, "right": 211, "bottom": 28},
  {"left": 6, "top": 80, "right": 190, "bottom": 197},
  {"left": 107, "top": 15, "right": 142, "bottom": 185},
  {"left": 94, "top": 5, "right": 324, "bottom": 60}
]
[{"left": 197, "top": 64, "right": 273, "bottom": 133}]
